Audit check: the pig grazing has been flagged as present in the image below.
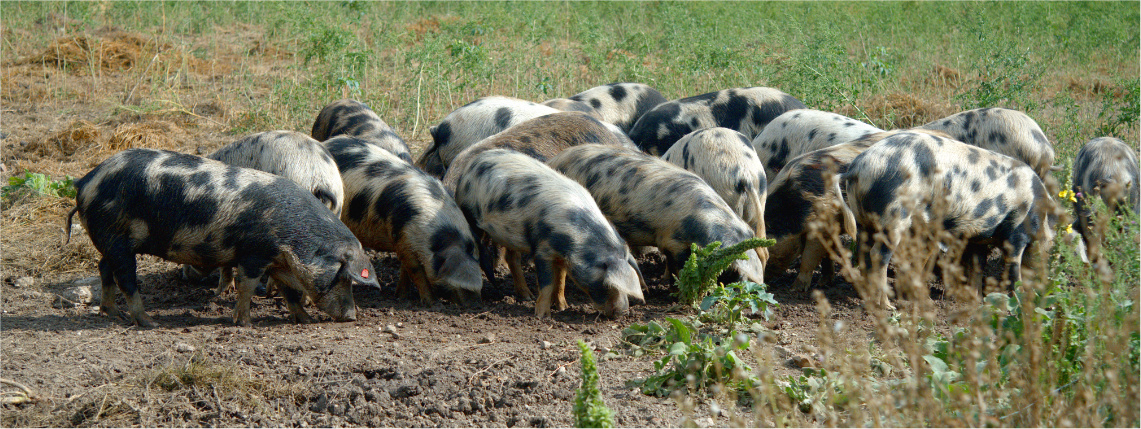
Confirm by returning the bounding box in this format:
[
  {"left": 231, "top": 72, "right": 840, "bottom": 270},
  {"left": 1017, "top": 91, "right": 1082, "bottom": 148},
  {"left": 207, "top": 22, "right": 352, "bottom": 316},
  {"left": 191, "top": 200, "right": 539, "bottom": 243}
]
[
  {"left": 208, "top": 130, "right": 344, "bottom": 216},
  {"left": 566, "top": 82, "right": 668, "bottom": 133},
  {"left": 628, "top": 87, "right": 807, "bottom": 156},
  {"left": 764, "top": 129, "right": 949, "bottom": 291},
  {"left": 442, "top": 112, "right": 637, "bottom": 192},
  {"left": 661, "top": 127, "right": 767, "bottom": 238},
  {"left": 65, "top": 149, "right": 378, "bottom": 327},
  {"left": 311, "top": 99, "right": 413, "bottom": 164},
  {"left": 751, "top": 109, "right": 883, "bottom": 180},
  {"left": 324, "top": 136, "right": 483, "bottom": 305},
  {"left": 452, "top": 149, "right": 645, "bottom": 318},
  {"left": 418, "top": 96, "right": 559, "bottom": 177},
  {"left": 542, "top": 98, "right": 602, "bottom": 118},
  {"left": 920, "top": 108, "right": 1057, "bottom": 179},
  {"left": 843, "top": 132, "right": 1054, "bottom": 308},
  {"left": 548, "top": 144, "right": 766, "bottom": 283},
  {"left": 1071, "top": 136, "right": 1140, "bottom": 243}
]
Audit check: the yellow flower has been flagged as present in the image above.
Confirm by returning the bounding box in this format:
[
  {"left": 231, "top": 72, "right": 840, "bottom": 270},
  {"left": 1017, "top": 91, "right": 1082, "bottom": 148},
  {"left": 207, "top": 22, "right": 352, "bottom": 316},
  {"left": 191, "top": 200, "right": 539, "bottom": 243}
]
[
  {"left": 1058, "top": 189, "right": 1077, "bottom": 203},
  {"left": 1064, "top": 223, "right": 1073, "bottom": 235}
]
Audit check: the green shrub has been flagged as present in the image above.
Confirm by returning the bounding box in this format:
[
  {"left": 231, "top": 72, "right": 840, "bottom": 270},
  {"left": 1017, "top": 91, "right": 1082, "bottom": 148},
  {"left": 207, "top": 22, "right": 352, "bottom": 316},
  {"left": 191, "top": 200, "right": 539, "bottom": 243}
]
[{"left": 574, "top": 340, "right": 615, "bottom": 428}]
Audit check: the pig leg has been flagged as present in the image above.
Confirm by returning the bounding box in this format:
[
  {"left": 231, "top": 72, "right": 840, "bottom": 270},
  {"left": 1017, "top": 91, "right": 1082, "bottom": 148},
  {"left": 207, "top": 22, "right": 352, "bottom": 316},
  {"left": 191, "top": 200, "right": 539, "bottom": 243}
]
[
  {"left": 553, "top": 258, "right": 569, "bottom": 311},
  {"left": 215, "top": 266, "right": 234, "bottom": 296},
  {"left": 97, "top": 258, "right": 121, "bottom": 320},
  {"left": 280, "top": 285, "right": 312, "bottom": 324},
  {"left": 961, "top": 243, "right": 988, "bottom": 294},
  {"left": 506, "top": 249, "right": 534, "bottom": 300},
  {"left": 231, "top": 265, "right": 264, "bottom": 327},
  {"left": 858, "top": 225, "right": 895, "bottom": 311},
  {"left": 396, "top": 267, "right": 411, "bottom": 299},
  {"left": 792, "top": 238, "right": 828, "bottom": 291},
  {"left": 106, "top": 252, "right": 155, "bottom": 328},
  {"left": 534, "top": 258, "right": 557, "bottom": 318},
  {"left": 397, "top": 253, "right": 434, "bottom": 305}
]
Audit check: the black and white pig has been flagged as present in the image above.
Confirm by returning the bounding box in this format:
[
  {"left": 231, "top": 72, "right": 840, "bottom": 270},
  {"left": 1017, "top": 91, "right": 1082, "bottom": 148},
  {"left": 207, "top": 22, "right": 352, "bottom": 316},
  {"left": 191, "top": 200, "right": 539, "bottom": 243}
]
[
  {"left": 441, "top": 112, "right": 638, "bottom": 192},
  {"left": 661, "top": 127, "right": 768, "bottom": 239},
  {"left": 417, "top": 96, "right": 559, "bottom": 177},
  {"left": 751, "top": 109, "right": 883, "bottom": 180},
  {"left": 208, "top": 130, "right": 344, "bottom": 216},
  {"left": 311, "top": 98, "right": 413, "bottom": 164},
  {"left": 548, "top": 144, "right": 766, "bottom": 283},
  {"left": 452, "top": 149, "right": 645, "bottom": 318},
  {"left": 566, "top": 82, "right": 668, "bottom": 132},
  {"left": 842, "top": 132, "right": 1054, "bottom": 308},
  {"left": 628, "top": 87, "right": 807, "bottom": 156},
  {"left": 66, "top": 149, "right": 379, "bottom": 327},
  {"left": 323, "top": 136, "right": 483, "bottom": 305},
  {"left": 764, "top": 129, "right": 950, "bottom": 291},
  {"left": 1071, "top": 136, "right": 1140, "bottom": 245},
  {"left": 920, "top": 107, "right": 1057, "bottom": 179}
]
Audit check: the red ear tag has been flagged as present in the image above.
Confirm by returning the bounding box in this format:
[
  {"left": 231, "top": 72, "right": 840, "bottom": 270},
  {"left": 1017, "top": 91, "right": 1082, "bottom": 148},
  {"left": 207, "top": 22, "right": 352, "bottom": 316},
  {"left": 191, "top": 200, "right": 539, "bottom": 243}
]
[{"left": 361, "top": 269, "right": 370, "bottom": 279}]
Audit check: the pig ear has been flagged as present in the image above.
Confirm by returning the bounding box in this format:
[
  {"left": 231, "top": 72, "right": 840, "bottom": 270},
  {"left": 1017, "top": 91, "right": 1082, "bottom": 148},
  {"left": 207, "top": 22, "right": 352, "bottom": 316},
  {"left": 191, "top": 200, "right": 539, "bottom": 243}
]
[
  {"left": 625, "top": 257, "right": 647, "bottom": 303},
  {"left": 341, "top": 256, "right": 381, "bottom": 289}
]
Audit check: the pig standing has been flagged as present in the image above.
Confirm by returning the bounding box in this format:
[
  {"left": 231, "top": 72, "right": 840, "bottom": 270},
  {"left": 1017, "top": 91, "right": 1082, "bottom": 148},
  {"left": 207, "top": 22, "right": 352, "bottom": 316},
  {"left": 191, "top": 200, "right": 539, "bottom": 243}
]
[
  {"left": 920, "top": 108, "right": 1057, "bottom": 179},
  {"left": 452, "top": 149, "right": 645, "bottom": 318},
  {"left": 566, "top": 83, "right": 668, "bottom": 132},
  {"left": 661, "top": 127, "right": 767, "bottom": 239},
  {"left": 324, "top": 136, "right": 483, "bottom": 304},
  {"left": 843, "top": 132, "right": 1054, "bottom": 308},
  {"left": 751, "top": 109, "right": 883, "bottom": 180},
  {"left": 418, "top": 96, "right": 559, "bottom": 177},
  {"left": 1071, "top": 136, "right": 1140, "bottom": 246},
  {"left": 548, "top": 144, "right": 766, "bottom": 283},
  {"left": 312, "top": 99, "right": 413, "bottom": 164},
  {"left": 208, "top": 130, "right": 344, "bottom": 215},
  {"left": 628, "top": 87, "right": 806, "bottom": 156},
  {"left": 66, "top": 149, "right": 378, "bottom": 327}
]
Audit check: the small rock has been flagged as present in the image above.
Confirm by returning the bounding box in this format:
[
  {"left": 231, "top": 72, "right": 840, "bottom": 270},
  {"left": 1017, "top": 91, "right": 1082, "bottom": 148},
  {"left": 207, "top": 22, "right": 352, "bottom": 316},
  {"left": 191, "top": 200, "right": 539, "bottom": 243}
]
[
  {"left": 695, "top": 417, "right": 715, "bottom": 427},
  {"left": 67, "top": 223, "right": 85, "bottom": 237},
  {"left": 555, "top": 367, "right": 566, "bottom": 377},
  {"left": 12, "top": 277, "right": 34, "bottom": 288},
  {"left": 788, "top": 355, "right": 814, "bottom": 369},
  {"left": 540, "top": 341, "right": 553, "bottom": 350},
  {"left": 383, "top": 325, "right": 398, "bottom": 335},
  {"left": 309, "top": 393, "right": 328, "bottom": 413},
  {"left": 478, "top": 334, "right": 496, "bottom": 344},
  {"left": 52, "top": 295, "right": 80, "bottom": 309},
  {"left": 773, "top": 345, "right": 794, "bottom": 360},
  {"left": 60, "top": 285, "right": 96, "bottom": 305},
  {"left": 175, "top": 342, "right": 196, "bottom": 353},
  {"left": 73, "top": 276, "right": 99, "bottom": 287}
]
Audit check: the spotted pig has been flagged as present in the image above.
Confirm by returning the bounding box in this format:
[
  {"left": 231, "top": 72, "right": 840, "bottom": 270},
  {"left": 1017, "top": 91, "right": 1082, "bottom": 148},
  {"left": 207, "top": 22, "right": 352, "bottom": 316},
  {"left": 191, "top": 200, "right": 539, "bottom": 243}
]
[
  {"left": 418, "top": 96, "right": 559, "bottom": 178},
  {"left": 751, "top": 109, "right": 883, "bottom": 180},
  {"left": 548, "top": 144, "right": 766, "bottom": 283},
  {"left": 208, "top": 130, "right": 344, "bottom": 215},
  {"left": 311, "top": 99, "right": 413, "bottom": 164},
  {"left": 452, "top": 149, "right": 645, "bottom": 318},
  {"left": 662, "top": 127, "right": 768, "bottom": 239},
  {"left": 628, "top": 87, "right": 806, "bottom": 156},
  {"left": 842, "top": 132, "right": 1054, "bottom": 308},
  {"left": 920, "top": 108, "right": 1056, "bottom": 179},
  {"left": 1071, "top": 136, "right": 1140, "bottom": 246},
  {"left": 65, "top": 149, "right": 378, "bottom": 327},
  {"left": 324, "top": 136, "right": 483, "bottom": 305},
  {"left": 566, "top": 82, "right": 668, "bottom": 133}
]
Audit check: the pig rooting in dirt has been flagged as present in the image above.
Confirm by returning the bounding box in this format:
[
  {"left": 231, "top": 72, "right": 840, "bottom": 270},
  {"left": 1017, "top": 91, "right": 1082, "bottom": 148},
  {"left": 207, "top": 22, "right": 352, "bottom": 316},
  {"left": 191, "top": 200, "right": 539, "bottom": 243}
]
[
  {"left": 418, "top": 96, "right": 559, "bottom": 178},
  {"left": 208, "top": 130, "right": 344, "bottom": 215},
  {"left": 1071, "top": 136, "right": 1140, "bottom": 246},
  {"left": 548, "top": 144, "right": 766, "bottom": 284},
  {"left": 311, "top": 98, "right": 413, "bottom": 164},
  {"left": 66, "top": 149, "right": 379, "bottom": 327},
  {"left": 751, "top": 109, "right": 883, "bottom": 180},
  {"left": 324, "top": 136, "right": 483, "bottom": 305},
  {"left": 453, "top": 149, "right": 645, "bottom": 318},
  {"left": 920, "top": 107, "right": 1057, "bottom": 179}
]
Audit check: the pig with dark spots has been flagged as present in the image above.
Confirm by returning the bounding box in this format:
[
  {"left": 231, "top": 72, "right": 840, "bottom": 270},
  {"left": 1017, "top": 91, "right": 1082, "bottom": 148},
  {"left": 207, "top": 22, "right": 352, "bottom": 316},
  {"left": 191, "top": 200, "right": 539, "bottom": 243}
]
[
  {"left": 208, "top": 130, "right": 344, "bottom": 215},
  {"left": 842, "top": 132, "right": 1054, "bottom": 308},
  {"left": 764, "top": 129, "right": 950, "bottom": 291},
  {"left": 442, "top": 112, "right": 638, "bottom": 192},
  {"left": 662, "top": 127, "right": 768, "bottom": 242},
  {"left": 452, "top": 149, "right": 645, "bottom": 318},
  {"left": 542, "top": 98, "right": 603, "bottom": 118},
  {"left": 311, "top": 99, "right": 413, "bottom": 164},
  {"left": 566, "top": 83, "right": 668, "bottom": 133},
  {"left": 628, "top": 87, "right": 807, "bottom": 156},
  {"left": 1071, "top": 136, "right": 1140, "bottom": 249},
  {"left": 323, "top": 136, "right": 483, "bottom": 305},
  {"left": 920, "top": 107, "right": 1057, "bottom": 179},
  {"left": 548, "top": 144, "right": 766, "bottom": 284},
  {"left": 417, "top": 96, "right": 560, "bottom": 178},
  {"left": 65, "top": 149, "right": 378, "bottom": 327},
  {"left": 751, "top": 109, "right": 883, "bottom": 180}
]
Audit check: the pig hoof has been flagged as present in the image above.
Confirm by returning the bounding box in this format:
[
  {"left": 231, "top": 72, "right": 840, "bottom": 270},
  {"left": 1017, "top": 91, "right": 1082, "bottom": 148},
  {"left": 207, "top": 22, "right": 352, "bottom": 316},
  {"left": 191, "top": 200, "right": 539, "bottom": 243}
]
[{"left": 132, "top": 314, "right": 156, "bottom": 328}]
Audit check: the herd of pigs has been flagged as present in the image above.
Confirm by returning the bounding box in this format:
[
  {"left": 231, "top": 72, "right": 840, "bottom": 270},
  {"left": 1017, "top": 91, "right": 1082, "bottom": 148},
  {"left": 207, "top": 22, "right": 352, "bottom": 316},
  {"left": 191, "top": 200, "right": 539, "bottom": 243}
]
[{"left": 62, "top": 83, "right": 1140, "bottom": 327}]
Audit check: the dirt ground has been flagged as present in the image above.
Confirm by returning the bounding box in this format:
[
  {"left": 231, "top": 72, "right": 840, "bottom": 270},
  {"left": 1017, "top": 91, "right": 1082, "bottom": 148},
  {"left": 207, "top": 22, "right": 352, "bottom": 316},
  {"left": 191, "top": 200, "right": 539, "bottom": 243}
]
[{"left": 0, "top": 24, "right": 970, "bottom": 428}]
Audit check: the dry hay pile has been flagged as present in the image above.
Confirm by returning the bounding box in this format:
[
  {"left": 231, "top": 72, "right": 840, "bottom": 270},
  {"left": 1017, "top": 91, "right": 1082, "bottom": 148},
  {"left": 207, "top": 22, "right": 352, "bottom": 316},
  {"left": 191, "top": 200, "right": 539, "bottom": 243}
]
[
  {"left": 845, "top": 92, "right": 960, "bottom": 129},
  {"left": 1, "top": 196, "right": 101, "bottom": 279},
  {"left": 14, "top": 29, "right": 213, "bottom": 76},
  {"left": 15, "top": 119, "right": 196, "bottom": 168}
]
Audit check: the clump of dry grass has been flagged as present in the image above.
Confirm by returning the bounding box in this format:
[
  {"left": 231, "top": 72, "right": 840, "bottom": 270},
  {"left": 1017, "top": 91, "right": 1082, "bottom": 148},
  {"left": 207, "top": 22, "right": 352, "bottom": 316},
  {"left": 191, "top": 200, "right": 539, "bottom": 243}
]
[
  {"left": 17, "top": 31, "right": 162, "bottom": 72},
  {"left": 0, "top": 195, "right": 100, "bottom": 279},
  {"left": 24, "top": 120, "right": 103, "bottom": 158},
  {"left": 846, "top": 92, "right": 960, "bottom": 129}
]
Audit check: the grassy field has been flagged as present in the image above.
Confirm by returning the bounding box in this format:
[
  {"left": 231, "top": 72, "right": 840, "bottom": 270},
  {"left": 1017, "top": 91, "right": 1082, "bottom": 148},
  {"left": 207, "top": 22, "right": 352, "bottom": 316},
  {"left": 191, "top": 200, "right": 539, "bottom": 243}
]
[{"left": 2, "top": 1, "right": 1138, "bottom": 427}]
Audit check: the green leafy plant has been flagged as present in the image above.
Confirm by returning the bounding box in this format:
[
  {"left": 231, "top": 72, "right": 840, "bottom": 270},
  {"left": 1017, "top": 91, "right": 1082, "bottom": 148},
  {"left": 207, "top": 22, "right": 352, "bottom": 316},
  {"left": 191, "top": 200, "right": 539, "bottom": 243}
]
[
  {"left": 782, "top": 369, "right": 853, "bottom": 414},
  {"left": 699, "top": 281, "right": 778, "bottom": 325},
  {"left": 633, "top": 319, "right": 755, "bottom": 397},
  {"left": 574, "top": 340, "right": 615, "bottom": 428},
  {"left": 2, "top": 172, "right": 76, "bottom": 202},
  {"left": 673, "top": 237, "right": 773, "bottom": 306}
]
